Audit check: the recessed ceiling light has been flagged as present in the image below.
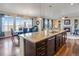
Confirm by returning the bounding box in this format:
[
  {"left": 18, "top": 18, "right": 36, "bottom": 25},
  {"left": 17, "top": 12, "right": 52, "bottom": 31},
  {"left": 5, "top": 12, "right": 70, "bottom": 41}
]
[{"left": 62, "top": 17, "right": 65, "bottom": 19}]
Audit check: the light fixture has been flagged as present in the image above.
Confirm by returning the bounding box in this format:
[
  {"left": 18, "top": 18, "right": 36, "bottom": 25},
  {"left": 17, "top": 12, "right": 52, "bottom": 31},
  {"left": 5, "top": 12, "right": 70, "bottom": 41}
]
[{"left": 62, "top": 17, "right": 65, "bottom": 19}]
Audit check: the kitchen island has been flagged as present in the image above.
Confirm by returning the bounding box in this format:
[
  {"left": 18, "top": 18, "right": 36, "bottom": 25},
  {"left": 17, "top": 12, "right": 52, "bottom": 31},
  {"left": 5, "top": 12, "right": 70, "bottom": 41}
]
[{"left": 19, "top": 30, "right": 67, "bottom": 56}]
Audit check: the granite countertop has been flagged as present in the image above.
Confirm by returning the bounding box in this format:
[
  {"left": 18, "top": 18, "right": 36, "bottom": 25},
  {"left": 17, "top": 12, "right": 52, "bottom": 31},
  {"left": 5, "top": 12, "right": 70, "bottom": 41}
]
[{"left": 19, "top": 29, "right": 66, "bottom": 43}]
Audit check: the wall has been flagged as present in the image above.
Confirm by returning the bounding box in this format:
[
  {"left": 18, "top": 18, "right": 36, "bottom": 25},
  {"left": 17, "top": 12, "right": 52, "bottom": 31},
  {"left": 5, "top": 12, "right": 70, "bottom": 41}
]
[
  {"left": 32, "top": 18, "right": 53, "bottom": 32},
  {"left": 32, "top": 17, "right": 43, "bottom": 32}
]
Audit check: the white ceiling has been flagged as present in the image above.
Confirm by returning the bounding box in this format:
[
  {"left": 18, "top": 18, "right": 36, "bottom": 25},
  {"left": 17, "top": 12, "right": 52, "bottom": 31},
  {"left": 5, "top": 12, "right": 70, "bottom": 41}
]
[{"left": 0, "top": 3, "right": 79, "bottom": 19}]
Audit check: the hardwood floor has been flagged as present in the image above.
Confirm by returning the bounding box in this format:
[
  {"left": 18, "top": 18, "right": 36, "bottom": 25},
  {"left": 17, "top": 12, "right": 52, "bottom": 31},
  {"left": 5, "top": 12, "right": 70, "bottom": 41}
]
[
  {"left": 0, "top": 37, "right": 20, "bottom": 56},
  {"left": 55, "top": 39, "right": 79, "bottom": 56},
  {"left": 0, "top": 36, "right": 79, "bottom": 56}
]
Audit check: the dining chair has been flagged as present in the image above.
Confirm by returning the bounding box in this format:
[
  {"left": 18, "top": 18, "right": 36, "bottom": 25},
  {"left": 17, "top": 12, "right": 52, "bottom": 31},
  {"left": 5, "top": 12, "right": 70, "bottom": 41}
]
[{"left": 11, "top": 29, "right": 20, "bottom": 46}]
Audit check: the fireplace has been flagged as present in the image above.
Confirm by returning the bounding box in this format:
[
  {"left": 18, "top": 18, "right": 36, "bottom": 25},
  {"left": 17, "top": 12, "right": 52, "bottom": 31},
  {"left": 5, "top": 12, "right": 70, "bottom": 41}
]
[{"left": 64, "top": 27, "right": 70, "bottom": 32}]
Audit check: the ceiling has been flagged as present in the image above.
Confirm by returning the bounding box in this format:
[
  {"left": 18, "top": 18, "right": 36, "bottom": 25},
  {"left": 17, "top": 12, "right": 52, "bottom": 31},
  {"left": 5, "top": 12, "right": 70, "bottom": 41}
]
[{"left": 0, "top": 3, "right": 79, "bottom": 19}]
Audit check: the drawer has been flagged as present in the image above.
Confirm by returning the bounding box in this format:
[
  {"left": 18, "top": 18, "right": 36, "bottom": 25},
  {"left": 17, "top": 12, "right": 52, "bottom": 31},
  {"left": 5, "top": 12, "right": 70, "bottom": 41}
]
[
  {"left": 36, "top": 50, "right": 47, "bottom": 56},
  {"left": 36, "top": 39, "right": 47, "bottom": 48},
  {"left": 37, "top": 52, "right": 46, "bottom": 56},
  {"left": 36, "top": 45, "right": 47, "bottom": 52}
]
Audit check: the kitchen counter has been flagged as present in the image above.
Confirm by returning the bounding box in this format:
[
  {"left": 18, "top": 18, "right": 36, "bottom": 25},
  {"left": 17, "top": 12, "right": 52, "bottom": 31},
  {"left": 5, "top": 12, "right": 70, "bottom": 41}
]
[
  {"left": 19, "top": 29, "right": 67, "bottom": 56},
  {"left": 19, "top": 30, "right": 66, "bottom": 43}
]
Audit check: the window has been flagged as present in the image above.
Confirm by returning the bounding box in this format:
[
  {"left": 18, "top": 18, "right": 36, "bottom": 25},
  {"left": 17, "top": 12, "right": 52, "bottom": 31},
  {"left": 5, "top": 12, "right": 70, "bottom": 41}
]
[
  {"left": 23, "top": 18, "right": 32, "bottom": 32},
  {"left": 2, "top": 15, "right": 33, "bottom": 32},
  {"left": 24, "top": 18, "right": 32, "bottom": 28},
  {"left": 15, "top": 17, "right": 24, "bottom": 30},
  {"left": 44, "top": 19, "right": 49, "bottom": 29},
  {"left": 49, "top": 20, "right": 52, "bottom": 29},
  {"left": 2, "top": 15, "right": 14, "bottom": 32}
]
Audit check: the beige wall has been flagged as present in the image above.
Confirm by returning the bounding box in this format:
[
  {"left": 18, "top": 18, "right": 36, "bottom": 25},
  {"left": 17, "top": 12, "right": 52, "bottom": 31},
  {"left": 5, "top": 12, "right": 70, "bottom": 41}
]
[{"left": 53, "top": 19, "right": 60, "bottom": 29}]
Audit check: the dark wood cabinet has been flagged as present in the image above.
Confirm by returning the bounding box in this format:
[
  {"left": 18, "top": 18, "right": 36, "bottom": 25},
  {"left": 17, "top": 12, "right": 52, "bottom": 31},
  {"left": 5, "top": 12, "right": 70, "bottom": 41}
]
[
  {"left": 55, "top": 34, "right": 60, "bottom": 52},
  {"left": 47, "top": 36, "right": 55, "bottom": 55},
  {"left": 24, "top": 39, "right": 47, "bottom": 56},
  {"left": 24, "top": 39, "right": 36, "bottom": 56},
  {"left": 55, "top": 32, "right": 67, "bottom": 53},
  {"left": 36, "top": 39, "right": 47, "bottom": 56},
  {"left": 59, "top": 33, "right": 63, "bottom": 47},
  {"left": 63, "top": 32, "right": 67, "bottom": 44}
]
